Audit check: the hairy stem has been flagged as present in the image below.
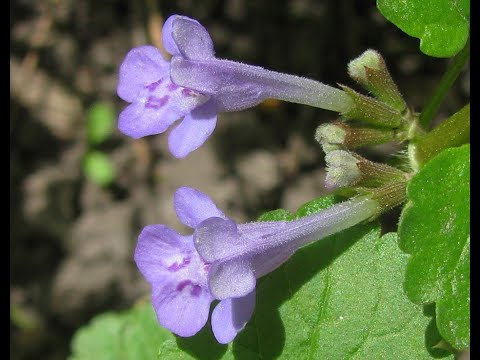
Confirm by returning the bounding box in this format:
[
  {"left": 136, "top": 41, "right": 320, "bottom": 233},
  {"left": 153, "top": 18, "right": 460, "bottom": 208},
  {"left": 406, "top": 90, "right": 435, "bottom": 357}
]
[{"left": 413, "top": 104, "right": 470, "bottom": 169}]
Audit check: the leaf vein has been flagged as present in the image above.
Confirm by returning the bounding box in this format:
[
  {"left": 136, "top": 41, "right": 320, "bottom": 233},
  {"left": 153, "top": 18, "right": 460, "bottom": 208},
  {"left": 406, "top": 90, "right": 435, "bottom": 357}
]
[{"left": 307, "top": 267, "right": 331, "bottom": 360}]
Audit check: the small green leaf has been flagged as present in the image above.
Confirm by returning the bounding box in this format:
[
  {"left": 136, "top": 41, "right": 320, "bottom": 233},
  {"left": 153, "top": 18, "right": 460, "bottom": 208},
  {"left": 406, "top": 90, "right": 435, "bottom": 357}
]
[
  {"left": 294, "top": 195, "right": 340, "bottom": 218},
  {"left": 257, "top": 209, "right": 293, "bottom": 222},
  {"left": 399, "top": 144, "right": 470, "bottom": 349},
  {"left": 377, "top": 0, "right": 470, "bottom": 57},
  {"left": 69, "top": 301, "right": 174, "bottom": 360},
  {"left": 87, "top": 102, "right": 116, "bottom": 145},
  {"left": 82, "top": 151, "right": 116, "bottom": 186},
  {"left": 160, "top": 197, "right": 452, "bottom": 359}
]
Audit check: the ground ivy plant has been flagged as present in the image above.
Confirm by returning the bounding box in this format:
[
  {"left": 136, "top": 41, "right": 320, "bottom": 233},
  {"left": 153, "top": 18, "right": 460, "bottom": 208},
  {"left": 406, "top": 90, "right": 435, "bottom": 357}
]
[{"left": 69, "top": 1, "right": 469, "bottom": 358}]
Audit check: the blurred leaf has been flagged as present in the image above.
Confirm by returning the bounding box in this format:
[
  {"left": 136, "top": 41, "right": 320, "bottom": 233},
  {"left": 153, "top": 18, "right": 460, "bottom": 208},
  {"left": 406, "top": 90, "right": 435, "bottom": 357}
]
[
  {"left": 87, "top": 102, "right": 116, "bottom": 145},
  {"left": 10, "top": 304, "right": 42, "bottom": 332},
  {"left": 82, "top": 151, "right": 116, "bottom": 186},
  {"left": 294, "top": 195, "right": 340, "bottom": 218},
  {"left": 377, "top": 0, "right": 470, "bottom": 57},
  {"left": 69, "top": 302, "right": 174, "bottom": 360},
  {"left": 257, "top": 208, "right": 293, "bottom": 221},
  {"left": 399, "top": 144, "right": 470, "bottom": 350}
]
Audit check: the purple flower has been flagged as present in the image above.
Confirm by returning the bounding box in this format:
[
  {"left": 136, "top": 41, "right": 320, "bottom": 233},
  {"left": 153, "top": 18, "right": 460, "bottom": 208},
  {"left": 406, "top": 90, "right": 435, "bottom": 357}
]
[
  {"left": 117, "top": 15, "right": 353, "bottom": 158},
  {"left": 134, "top": 187, "right": 256, "bottom": 343},
  {"left": 134, "top": 186, "right": 379, "bottom": 343}
]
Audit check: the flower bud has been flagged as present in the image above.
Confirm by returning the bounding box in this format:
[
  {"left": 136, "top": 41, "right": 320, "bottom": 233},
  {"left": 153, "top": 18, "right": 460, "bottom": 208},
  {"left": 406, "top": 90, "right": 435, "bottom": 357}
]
[
  {"left": 324, "top": 151, "right": 361, "bottom": 188},
  {"left": 325, "top": 150, "right": 406, "bottom": 189},
  {"left": 348, "top": 50, "right": 406, "bottom": 112},
  {"left": 315, "top": 120, "right": 395, "bottom": 153}
]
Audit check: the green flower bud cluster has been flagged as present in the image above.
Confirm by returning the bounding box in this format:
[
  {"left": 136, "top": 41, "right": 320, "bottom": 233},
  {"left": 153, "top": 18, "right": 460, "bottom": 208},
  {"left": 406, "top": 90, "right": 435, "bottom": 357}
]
[{"left": 315, "top": 50, "right": 417, "bottom": 214}]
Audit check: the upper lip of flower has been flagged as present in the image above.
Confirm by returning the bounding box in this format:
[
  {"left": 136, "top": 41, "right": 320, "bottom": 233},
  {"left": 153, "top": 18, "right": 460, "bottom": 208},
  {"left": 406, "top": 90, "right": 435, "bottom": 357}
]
[
  {"left": 163, "top": 15, "right": 216, "bottom": 60},
  {"left": 194, "top": 217, "right": 288, "bottom": 263}
]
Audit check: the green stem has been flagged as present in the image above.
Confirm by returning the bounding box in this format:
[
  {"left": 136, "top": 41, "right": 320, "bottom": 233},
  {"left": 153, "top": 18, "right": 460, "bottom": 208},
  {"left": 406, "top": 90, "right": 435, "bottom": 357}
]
[
  {"left": 419, "top": 38, "right": 470, "bottom": 129},
  {"left": 413, "top": 104, "right": 470, "bottom": 168}
]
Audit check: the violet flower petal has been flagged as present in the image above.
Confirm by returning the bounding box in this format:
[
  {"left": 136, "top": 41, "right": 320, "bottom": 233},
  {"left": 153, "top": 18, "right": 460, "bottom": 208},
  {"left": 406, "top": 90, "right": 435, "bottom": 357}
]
[
  {"left": 174, "top": 186, "right": 226, "bottom": 229},
  {"left": 161, "top": 16, "right": 181, "bottom": 56},
  {"left": 152, "top": 280, "right": 212, "bottom": 337},
  {"left": 134, "top": 224, "right": 214, "bottom": 337},
  {"left": 134, "top": 224, "right": 194, "bottom": 284},
  {"left": 211, "top": 290, "right": 256, "bottom": 344},
  {"left": 119, "top": 75, "right": 209, "bottom": 139},
  {"left": 117, "top": 45, "right": 210, "bottom": 139},
  {"left": 118, "top": 101, "right": 182, "bottom": 139},
  {"left": 117, "top": 45, "right": 169, "bottom": 103},
  {"left": 172, "top": 16, "right": 215, "bottom": 60},
  {"left": 194, "top": 217, "right": 242, "bottom": 263},
  {"left": 168, "top": 100, "right": 218, "bottom": 158},
  {"left": 209, "top": 259, "right": 256, "bottom": 300}
]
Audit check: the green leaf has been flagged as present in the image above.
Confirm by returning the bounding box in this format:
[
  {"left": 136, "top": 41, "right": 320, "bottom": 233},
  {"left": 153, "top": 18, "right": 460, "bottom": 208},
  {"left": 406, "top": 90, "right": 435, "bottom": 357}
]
[
  {"left": 82, "top": 151, "right": 116, "bottom": 187},
  {"left": 69, "top": 301, "right": 174, "bottom": 360},
  {"left": 160, "top": 196, "right": 452, "bottom": 359},
  {"left": 377, "top": 0, "right": 470, "bottom": 57},
  {"left": 294, "top": 195, "right": 342, "bottom": 218},
  {"left": 257, "top": 208, "right": 293, "bottom": 222},
  {"left": 158, "top": 322, "right": 233, "bottom": 360},
  {"left": 399, "top": 144, "right": 470, "bottom": 350},
  {"left": 87, "top": 102, "right": 116, "bottom": 145}
]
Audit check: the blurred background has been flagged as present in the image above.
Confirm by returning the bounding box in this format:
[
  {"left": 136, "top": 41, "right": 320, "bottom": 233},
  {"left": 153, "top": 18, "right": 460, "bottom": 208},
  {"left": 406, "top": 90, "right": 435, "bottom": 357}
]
[{"left": 10, "top": 0, "right": 469, "bottom": 359}]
